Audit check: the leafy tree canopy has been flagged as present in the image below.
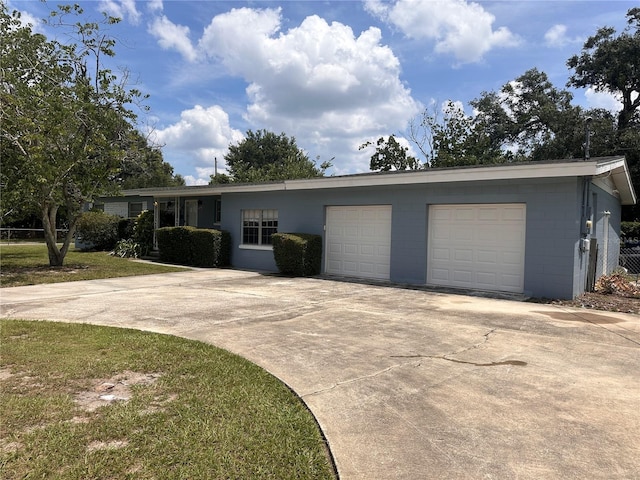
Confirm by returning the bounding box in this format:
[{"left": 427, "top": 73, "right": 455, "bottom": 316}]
[
  {"left": 118, "top": 131, "right": 185, "bottom": 189},
  {"left": 0, "top": 4, "right": 146, "bottom": 265},
  {"left": 359, "top": 135, "right": 421, "bottom": 172},
  {"left": 221, "top": 129, "right": 331, "bottom": 183},
  {"left": 567, "top": 8, "right": 640, "bottom": 133}
]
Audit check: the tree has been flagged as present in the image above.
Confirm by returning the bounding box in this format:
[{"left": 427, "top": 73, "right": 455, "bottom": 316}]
[
  {"left": 118, "top": 131, "right": 185, "bottom": 189},
  {"left": 359, "top": 135, "right": 421, "bottom": 172},
  {"left": 223, "top": 129, "right": 331, "bottom": 183},
  {"left": 1, "top": 4, "right": 145, "bottom": 265},
  {"left": 430, "top": 101, "right": 506, "bottom": 167},
  {"left": 209, "top": 173, "right": 231, "bottom": 185},
  {"left": 470, "top": 68, "right": 585, "bottom": 161},
  {"left": 567, "top": 8, "right": 640, "bottom": 136}
]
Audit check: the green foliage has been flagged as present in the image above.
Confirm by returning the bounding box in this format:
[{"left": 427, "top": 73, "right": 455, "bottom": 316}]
[
  {"left": 209, "top": 173, "right": 231, "bottom": 184},
  {"left": 118, "top": 131, "right": 185, "bottom": 188},
  {"left": 272, "top": 233, "right": 322, "bottom": 276},
  {"left": 360, "top": 135, "right": 422, "bottom": 172},
  {"left": 0, "top": 4, "right": 145, "bottom": 266},
  {"left": 567, "top": 8, "right": 640, "bottom": 133},
  {"left": 75, "top": 211, "right": 120, "bottom": 251},
  {"left": 132, "top": 210, "right": 154, "bottom": 256},
  {"left": 156, "top": 227, "right": 230, "bottom": 267},
  {"left": 621, "top": 221, "right": 640, "bottom": 239},
  {"left": 117, "top": 218, "right": 135, "bottom": 240},
  {"left": 225, "top": 129, "right": 330, "bottom": 182},
  {"left": 110, "top": 238, "right": 140, "bottom": 258},
  {"left": 470, "top": 68, "right": 590, "bottom": 161}
]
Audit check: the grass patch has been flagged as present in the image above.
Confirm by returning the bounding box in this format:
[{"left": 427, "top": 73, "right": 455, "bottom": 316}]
[
  {"left": 0, "top": 320, "right": 336, "bottom": 479},
  {"left": 0, "top": 244, "right": 186, "bottom": 287}
]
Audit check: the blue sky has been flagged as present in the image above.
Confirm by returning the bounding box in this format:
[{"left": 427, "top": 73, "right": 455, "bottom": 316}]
[{"left": 10, "top": 0, "right": 637, "bottom": 185}]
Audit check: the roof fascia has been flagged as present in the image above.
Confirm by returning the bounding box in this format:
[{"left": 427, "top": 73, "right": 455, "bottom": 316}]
[
  {"left": 122, "top": 183, "right": 286, "bottom": 197},
  {"left": 594, "top": 157, "right": 636, "bottom": 205},
  {"left": 284, "top": 161, "right": 598, "bottom": 190}
]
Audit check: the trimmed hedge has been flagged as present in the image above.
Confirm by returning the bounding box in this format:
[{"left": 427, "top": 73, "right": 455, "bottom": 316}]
[
  {"left": 157, "top": 226, "right": 231, "bottom": 267},
  {"left": 272, "top": 233, "right": 322, "bottom": 276},
  {"left": 75, "top": 210, "right": 120, "bottom": 251}
]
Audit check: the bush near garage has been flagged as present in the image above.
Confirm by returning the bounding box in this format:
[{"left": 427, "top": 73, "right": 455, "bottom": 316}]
[
  {"left": 133, "top": 210, "right": 155, "bottom": 257},
  {"left": 75, "top": 210, "right": 120, "bottom": 251},
  {"left": 621, "top": 221, "right": 640, "bottom": 240},
  {"left": 272, "top": 233, "right": 322, "bottom": 276},
  {"left": 157, "top": 226, "right": 231, "bottom": 267}
]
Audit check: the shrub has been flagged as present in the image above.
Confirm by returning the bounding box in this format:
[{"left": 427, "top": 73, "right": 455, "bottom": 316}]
[
  {"left": 156, "top": 227, "right": 231, "bottom": 267},
  {"left": 111, "top": 238, "right": 141, "bottom": 258},
  {"left": 621, "top": 221, "right": 640, "bottom": 242},
  {"left": 272, "top": 233, "right": 322, "bottom": 276},
  {"left": 134, "top": 210, "right": 155, "bottom": 256},
  {"left": 118, "top": 218, "right": 135, "bottom": 240},
  {"left": 75, "top": 211, "right": 120, "bottom": 251}
]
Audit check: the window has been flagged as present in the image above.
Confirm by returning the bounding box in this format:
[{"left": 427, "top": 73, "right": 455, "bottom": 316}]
[
  {"left": 214, "top": 199, "right": 222, "bottom": 224},
  {"left": 129, "top": 202, "right": 144, "bottom": 218},
  {"left": 242, "top": 209, "right": 278, "bottom": 246}
]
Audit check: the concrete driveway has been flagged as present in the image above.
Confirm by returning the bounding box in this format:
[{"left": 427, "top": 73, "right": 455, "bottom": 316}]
[{"left": 1, "top": 268, "right": 639, "bottom": 479}]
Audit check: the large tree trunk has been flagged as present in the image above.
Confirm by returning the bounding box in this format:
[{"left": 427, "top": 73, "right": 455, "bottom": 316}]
[{"left": 42, "top": 203, "right": 64, "bottom": 266}]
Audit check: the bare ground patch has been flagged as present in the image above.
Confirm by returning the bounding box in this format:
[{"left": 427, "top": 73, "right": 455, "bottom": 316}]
[{"left": 74, "top": 371, "right": 162, "bottom": 412}]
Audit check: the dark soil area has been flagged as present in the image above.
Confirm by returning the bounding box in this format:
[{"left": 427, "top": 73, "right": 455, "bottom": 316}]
[{"left": 550, "top": 292, "right": 640, "bottom": 315}]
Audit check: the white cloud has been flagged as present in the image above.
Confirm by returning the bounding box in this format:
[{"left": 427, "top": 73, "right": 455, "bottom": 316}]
[
  {"left": 150, "top": 105, "right": 244, "bottom": 184},
  {"left": 147, "top": 0, "right": 163, "bottom": 14},
  {"left": 584, "top": 87, "right": 622, "bottom": 113},
  {"left": 365, "top": 0, "right": 520, "bottom": 64},
  {"left": 544, "top": 24, "right": 581, "bottom": 47},
  {"left": 148, "top": 15, "right": 197, "bottom": 62},
  {"left": 98, "top": 0, "right": 141, "bottom": 24},
  {"left": 196, "top": 8, "right": 421, "bottom": 172}
]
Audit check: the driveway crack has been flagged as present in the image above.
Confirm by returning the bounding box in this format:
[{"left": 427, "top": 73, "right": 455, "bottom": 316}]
[
  {"left": 302, "top": 361, "right": 421, "bottom": 398},
  {"left": 390, "top": 329, "right": 527, "bottom": 367}
]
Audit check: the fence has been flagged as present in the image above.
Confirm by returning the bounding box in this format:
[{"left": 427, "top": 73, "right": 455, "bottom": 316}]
[
  {"left": 0, "top": 228, "right": 69, "bottom": 244},
  {"left": 619, "top": 236, "right": 640, "bottom": 281}
]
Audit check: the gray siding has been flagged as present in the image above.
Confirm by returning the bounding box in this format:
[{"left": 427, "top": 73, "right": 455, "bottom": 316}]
[{"left": 221, "top": 177, "right": 590, "bottom": 299}]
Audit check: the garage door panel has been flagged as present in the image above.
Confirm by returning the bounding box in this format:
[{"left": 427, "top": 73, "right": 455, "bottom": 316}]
[
  {"left": 453, "top": 270, "right": 473, "bottom": 283},
  {"left": 432, "top": 248, "right": 450, "bottom": 261},
  {"left": 455, "top": 208, "right": 475, "bottom": 221},
  {"left": 503, "top": 207, "right": 526, "bottom": 221},
  {"left": 326, "top": 205, "right": 392, "bottom": 280},
  {"left": 454, "top": 249, "right": 473, "bottom": 262},
  {"left": 428, "top": 204, "right": 525, "bottom": 293},
  {"left": 478, "top": 208, "right": 499, "bottom": 221},
  {"left": 502, "top": 251, "right": 523, "bottom": 265},
  {"left": 477, "top": 249, "right": 498, "bottom": 263}
]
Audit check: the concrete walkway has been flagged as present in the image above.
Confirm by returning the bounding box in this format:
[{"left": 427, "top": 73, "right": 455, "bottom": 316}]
[{"left": 1, "top": 269, "right": 639, "bottom": 479}]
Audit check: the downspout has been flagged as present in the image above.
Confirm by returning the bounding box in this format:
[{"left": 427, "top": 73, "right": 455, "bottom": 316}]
[{"left": 603, "top": 211, "right": 611, "bottom": 274}]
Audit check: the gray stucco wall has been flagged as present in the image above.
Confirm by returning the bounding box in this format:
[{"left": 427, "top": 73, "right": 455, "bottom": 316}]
[{"left": 220, "top": 176, "right": 594, "bottom": 299}]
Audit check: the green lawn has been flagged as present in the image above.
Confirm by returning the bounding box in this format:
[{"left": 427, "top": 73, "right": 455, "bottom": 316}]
[
  {"left": 0, "top": 320, "right": 336, "bottom": 479},
  {"left": 0, "top": 244, "right": 186, "bottom": 287}
]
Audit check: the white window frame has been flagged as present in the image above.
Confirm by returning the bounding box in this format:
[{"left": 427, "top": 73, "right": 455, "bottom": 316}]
[
  {"left": 128, "top": 202, "right": 144, "bottom": 218},
  {"left": 240, "top": 209, "right": 278, "bottom": 250}
]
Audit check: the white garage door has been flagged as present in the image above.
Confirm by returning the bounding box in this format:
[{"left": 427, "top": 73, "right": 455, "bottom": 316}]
[
  {"left": 325, "top": 205, "right": 392, "bottom": 280},
  {"left": 428, "top": 204, "right": 526, "bottom": 293}
]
